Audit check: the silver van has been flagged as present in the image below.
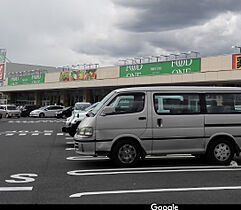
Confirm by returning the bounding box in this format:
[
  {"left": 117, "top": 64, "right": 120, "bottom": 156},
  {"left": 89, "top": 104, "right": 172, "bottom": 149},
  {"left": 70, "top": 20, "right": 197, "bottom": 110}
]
[
  {"left": 0, "top": 104, "right": 21, "bottom": 118},
  {"left": 74, "top": 86, "right": 241, "bottom": 167}
]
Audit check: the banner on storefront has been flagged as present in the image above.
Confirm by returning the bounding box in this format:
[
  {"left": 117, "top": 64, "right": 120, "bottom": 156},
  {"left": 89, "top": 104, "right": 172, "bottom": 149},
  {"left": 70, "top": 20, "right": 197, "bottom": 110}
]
[
  {"left": 0, "top": 64, "right": 4, "bottom": 80},
  {"left": 0, "top": 49, "right": 6, "bottom": 64},
  {"left": 120, "top": 58, "right": 201, "bottom": 78},
  {"left": 59, "top": 69, "right": 97, "bottom": 82},
  {"left": 232, "top": 54, "right": 241, "bottom": 69},
  {"left": 8, "top": 74, "right": 45, "bottom": 86}
]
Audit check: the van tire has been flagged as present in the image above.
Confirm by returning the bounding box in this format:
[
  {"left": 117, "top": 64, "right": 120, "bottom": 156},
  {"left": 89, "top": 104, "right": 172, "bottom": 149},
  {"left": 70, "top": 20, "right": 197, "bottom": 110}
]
[
  {"left": 207, "top": 138, "right": 234, "bottom": 165},
  {"left": 111, "top": 139, "right": 141, "bottom": 167}
]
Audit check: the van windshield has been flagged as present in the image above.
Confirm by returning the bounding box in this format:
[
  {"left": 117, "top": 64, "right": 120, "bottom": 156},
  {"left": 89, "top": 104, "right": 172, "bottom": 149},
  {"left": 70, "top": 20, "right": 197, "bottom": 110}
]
[
  {"left": 7, "top": 106, "right": 17, "bottom": 110},
  {"left": 91, "top": 91, "right": 115, "bottom": 116},
  {"left": 74, "top": 103, "right": 90, "bottom": 111}
]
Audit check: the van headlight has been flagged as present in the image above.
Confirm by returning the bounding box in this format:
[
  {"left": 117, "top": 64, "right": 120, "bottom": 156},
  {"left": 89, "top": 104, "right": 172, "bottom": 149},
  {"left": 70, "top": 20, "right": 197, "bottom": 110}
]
[{"left": 77, "top": 127, "right": 93, "bottom": 136}]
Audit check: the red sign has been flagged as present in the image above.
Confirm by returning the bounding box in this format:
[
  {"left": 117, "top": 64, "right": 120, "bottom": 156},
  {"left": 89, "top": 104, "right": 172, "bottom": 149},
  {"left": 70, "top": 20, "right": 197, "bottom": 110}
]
[
  {"left": 0, "top": 64, "right": 4, "bottom": 80},
  {"left": 232, "top": 54, "right": 241, "bottom": 69}
]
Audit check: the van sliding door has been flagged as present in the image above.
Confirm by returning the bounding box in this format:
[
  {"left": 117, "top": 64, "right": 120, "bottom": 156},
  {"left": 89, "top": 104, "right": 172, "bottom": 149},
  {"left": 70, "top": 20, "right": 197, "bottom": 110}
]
[{"left": 151, "top": 93, "right": 205, "bottom": 155}]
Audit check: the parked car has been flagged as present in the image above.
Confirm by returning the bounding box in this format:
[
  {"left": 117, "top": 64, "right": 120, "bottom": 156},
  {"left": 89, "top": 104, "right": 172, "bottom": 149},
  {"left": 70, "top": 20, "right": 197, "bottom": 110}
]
[
  {"left": 65, "top": 102, "right": 91, "bottom": 125},
  {"left": 0, "top": 104, "right": 21, "bottom": 118},
  {"left": 62, "top": 102, "right": 99, "bottom": 137},
  {"left": 29, "top": 105, "right": 64, "bottom": 118},
  {"left": 74, "top": 102, "right": 91, "bottom": 112},
  {"left": 20, "top": 104, "right": 41, "bottom": 117},
  {"left": 56, "top": 106, "right": 73, "bottom": 118}
]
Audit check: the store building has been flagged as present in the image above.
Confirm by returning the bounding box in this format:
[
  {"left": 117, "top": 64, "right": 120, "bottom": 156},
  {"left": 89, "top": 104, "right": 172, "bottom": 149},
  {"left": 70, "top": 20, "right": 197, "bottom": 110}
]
[{"left": 0, "top": 53, "right": 241, "bottom": 106}]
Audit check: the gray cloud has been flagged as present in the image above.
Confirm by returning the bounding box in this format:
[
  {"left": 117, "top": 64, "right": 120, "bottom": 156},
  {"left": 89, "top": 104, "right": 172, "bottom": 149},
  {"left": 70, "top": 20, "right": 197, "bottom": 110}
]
[
  {"left": 113, "top": 0, "right": 241, "bottom": 32},
  {"left": 0, "top": 0, "right": 240, "bottom": 67}
]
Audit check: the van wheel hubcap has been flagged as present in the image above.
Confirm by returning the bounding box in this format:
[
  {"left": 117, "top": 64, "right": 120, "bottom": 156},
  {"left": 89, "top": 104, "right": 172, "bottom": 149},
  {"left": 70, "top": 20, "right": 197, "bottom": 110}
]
[
  {"left": 118, "top": 144, "right": 137, "bottom": 164},
  {"left": 214, "top": 143, "right": 231, "bottom": 161}
]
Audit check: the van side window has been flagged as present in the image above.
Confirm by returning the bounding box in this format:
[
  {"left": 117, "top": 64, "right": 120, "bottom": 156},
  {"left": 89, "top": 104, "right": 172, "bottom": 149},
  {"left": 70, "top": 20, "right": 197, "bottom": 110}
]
[
  {"left": 108, "top": 93, "right": 145, "bottom": 114},
  {"left": 154, "top": 94, "right": 200, "bottom": 114},
  {"left": 205, "top": 94, "right": 241, "bottom": 113}
]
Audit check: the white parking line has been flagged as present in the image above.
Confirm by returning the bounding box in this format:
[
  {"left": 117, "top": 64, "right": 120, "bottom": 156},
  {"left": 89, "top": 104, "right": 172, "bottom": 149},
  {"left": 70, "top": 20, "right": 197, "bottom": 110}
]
[
  {"left": 66, "top": 156, "right": 109, "bottom": 161},
  {"left": 5, "top": 133, "right": 14, "bottom": 136},
  {"left": 67, "top": 165, "right": 241, "bottom": 176},
  {"left": 0, "top": 187, "right": 33, "bottom": 192},
  {"left": 65, "top": 148, "right": 75, "bottom": 151},
  {"left": 69, "top": 185, "right": 241, "bottom": 198},
  {"left": 65, "top": 137, "right": 74, "bottom": 140}
]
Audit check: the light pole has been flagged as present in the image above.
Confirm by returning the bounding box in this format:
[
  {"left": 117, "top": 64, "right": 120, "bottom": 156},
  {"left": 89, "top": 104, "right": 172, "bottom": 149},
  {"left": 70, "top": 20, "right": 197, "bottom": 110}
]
[{"left": 232, "top": 45, "right": 241, "bottom": 53}]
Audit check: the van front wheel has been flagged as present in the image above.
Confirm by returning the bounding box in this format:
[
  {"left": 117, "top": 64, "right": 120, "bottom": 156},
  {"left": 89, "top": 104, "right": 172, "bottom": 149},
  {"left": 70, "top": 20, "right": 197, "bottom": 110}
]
[
  {"left": 111, "top": 140, "right": 141, "bottom": 167},
  {"left": 207, "top": 138, "right": 234, "bottom": 165}
]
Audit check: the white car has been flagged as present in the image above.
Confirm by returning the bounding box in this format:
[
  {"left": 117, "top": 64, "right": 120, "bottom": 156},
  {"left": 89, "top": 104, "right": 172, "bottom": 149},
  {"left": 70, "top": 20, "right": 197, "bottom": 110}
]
[
  {"left": 63, "top": 102, "right": 99, "bottom": 136},
  {"left": 30, "top": 105, "right": 64, "bottom": 118},
  {"left": 65, "top": 102, "right": 91, "bottom": 126},
  {"left": 0, "top": 104, "right": 21, "bottom": 118}
]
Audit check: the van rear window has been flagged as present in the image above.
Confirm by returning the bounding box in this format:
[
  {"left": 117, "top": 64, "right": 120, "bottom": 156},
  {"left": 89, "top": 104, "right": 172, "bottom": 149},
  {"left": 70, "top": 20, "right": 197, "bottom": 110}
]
[{"left": 205, "top": 93, "right": 241, "bottom": 114}]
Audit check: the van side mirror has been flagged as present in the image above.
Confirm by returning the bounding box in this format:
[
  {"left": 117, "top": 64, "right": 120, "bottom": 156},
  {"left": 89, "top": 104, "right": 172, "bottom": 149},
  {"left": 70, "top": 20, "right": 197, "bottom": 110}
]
[{"left": 101, "top": 106, "right": 114, "bottom": 116}]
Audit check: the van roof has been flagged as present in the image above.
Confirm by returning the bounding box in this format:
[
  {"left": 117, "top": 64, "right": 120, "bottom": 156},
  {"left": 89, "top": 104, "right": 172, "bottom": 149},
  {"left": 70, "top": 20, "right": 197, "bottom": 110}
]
[{"left": 114, "top": 86, "right": 241, "bottom": 93}]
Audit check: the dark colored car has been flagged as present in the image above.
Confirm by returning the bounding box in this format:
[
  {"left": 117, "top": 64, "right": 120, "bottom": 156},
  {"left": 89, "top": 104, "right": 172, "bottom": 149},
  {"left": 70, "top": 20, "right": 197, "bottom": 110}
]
[
  {"left": 56, "top": 106, "right": 73, "bottom": 118},
  {"left": 21, "top": 104, "right": 41, "bottom": 117}
]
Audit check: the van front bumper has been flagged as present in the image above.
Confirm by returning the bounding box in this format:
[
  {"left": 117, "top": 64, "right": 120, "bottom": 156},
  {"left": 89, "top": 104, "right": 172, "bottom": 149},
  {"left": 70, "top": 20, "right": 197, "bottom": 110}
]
[
  {"left": 74, "top": 139, "right": 112, "bottom": 156},
  {"left": 74, "top": 140, "right": 96, "bottom": 156}
]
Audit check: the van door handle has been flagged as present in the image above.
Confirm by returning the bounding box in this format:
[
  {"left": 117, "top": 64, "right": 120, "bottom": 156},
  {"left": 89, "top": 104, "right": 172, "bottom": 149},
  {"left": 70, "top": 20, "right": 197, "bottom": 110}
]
[
  {"left": 138, "top": 117, "right": 146, "bottom": 120},
  {"left": 157, "top": 119, "right": 163, "bottom": 127}
]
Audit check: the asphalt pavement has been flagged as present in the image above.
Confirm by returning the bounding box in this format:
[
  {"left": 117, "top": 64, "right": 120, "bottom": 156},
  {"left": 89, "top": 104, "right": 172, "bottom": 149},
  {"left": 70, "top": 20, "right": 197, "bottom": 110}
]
[{"left": 0, "top": 117, "right": 241, "bottom": 206}]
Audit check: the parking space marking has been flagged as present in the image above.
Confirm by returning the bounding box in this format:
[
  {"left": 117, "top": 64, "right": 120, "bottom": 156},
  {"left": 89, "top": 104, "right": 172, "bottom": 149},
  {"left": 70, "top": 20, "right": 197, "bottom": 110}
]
[
  {"left": 8, "top": 119, "right": 66, "bottom": 124},
  {"left": 5, "top": 133, "right": 14, "bottom": 136},
  {"left": 0, "top": 187, "right": 33, "bottom": 192},
  {"left": 65, "top": 137, "right": 74, "bottom": 140},
  {"left": 67, "top": 165, "right": 241, "bottom": 176},
  {"left": 66, "top": 156, "right": 109, "bottom": 161},
  {"left": 65, "top": 148, "right": 75, "bottom": 151},
  {"left": 0, "top": 130, "right": 64, "bottom": 137},
  {"left": 69, "top": 185, "right": 241, "bottom": 198}
]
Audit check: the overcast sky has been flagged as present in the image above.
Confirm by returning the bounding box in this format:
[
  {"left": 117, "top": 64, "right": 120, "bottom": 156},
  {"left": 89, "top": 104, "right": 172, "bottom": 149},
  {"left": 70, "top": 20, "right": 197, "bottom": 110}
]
[{"left": 0, "top": 0, "right": 241, "bottom": 68}]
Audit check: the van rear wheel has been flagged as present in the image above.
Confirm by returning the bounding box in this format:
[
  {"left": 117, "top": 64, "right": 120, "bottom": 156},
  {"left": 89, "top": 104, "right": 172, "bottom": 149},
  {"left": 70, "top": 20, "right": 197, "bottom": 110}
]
[
  {"left": 111, "top": 139, "right": 141, "bottom": 167},
  {"left": 207, "top": 138, "right": 234, "bottom": 165}
]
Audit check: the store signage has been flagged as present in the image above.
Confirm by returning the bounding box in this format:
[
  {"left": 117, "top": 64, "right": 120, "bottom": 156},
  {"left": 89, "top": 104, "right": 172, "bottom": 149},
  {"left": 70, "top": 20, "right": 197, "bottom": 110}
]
[
  {"left": 232, "top": 54, "right": 241, "bottom": 69},
  {"left": 0, "top": 49, "right": 6, "bottom": 64},
  {"left": 120, "top": 58, "right": 201, "bottom": 78},
  {"left": 8, "top": 74, "right": 45, "bottom": 86},
  {"left": 59, "top": 69, "right": 97, "bottom": 82},
  {"left": 0, "top": 64, "right": 4, "bottom": 80}
]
